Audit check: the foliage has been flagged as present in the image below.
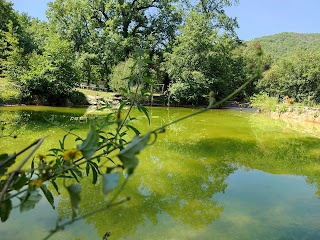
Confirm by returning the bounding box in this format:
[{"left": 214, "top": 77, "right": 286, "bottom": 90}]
[
  {"left": 19, "top": 33, "right": 78, "bottom": 105},
  {"left": 0, "top": 2, "right": 79, "bottom": 105},
  {"left": 258, "top": 50, "right": 320, "bottom": 103},
  {"left": 250, "top": 92, "right": 278, "bottom": 112},
  {"left": 67, "top": 90, "right": 88, "bottom": 106},
  {"left": 250, "top": 32, "right": 320, "bottom": 60},
  {"left": 0, "top": 78, "right": 21, "bottom": 104},
  {"left": 45, "top": 0, "right": 184, "bottom": 87},
  {"left": 0, "top": 0, "right": 245, "bottom": 105},
  {"left": 109, "top": 58, "right": 137, "bottom": 92},
  {"left": 164, "top": 11, "right": 246, "bottom": 105},
  {"left": 232, "top": 42, "right": 271, "bottom": 100},
  {"left": 246, "top": 33, "right": 320, "bottom": 105},
  {"left": 75, "top": 52, "right": 101, "bottom": 85}
]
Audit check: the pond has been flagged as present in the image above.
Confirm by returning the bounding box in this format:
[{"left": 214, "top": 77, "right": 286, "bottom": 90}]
[{"left": 1, "top": 106, "right": 320, "bottom": 240}]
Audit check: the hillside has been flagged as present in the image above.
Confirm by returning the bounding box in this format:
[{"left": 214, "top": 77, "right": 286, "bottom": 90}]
[{"left": 248, "top": 32, "right": 320, "bottom": 58}]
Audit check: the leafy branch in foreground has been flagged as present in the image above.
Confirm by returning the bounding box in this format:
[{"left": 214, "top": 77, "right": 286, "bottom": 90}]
[{"left": 0, "top": 45, "right": 266, "bottom": 239}]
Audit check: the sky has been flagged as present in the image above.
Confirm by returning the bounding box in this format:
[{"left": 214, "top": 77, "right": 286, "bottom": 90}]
[{"left": 8, "top": 0, "right": 320, "bottom": 41}]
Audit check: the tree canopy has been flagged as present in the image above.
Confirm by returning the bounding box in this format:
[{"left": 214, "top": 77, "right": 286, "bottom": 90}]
[
  {"left": 2, "top": 0, "right": 320, "bottom": 106},
  {"left": 1, "top": 0, "right": 249, "bottom": 106},
  {"left": 247, "top": 33, "right": 320, "bottom": 103}
]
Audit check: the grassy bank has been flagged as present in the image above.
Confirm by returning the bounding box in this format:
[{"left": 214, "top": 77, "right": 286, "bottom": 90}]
[{"left": 76, "top": 88, "right": 117, "bottom": 99}]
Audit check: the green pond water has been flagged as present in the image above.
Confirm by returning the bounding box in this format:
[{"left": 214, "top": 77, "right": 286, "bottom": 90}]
[{"left": 1, "top": 106, "right": 320, "bottom": 240}]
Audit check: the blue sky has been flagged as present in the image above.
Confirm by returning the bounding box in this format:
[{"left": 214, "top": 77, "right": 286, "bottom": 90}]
[{"left": 9, "top": 0, "right": 320, "bottom": 40}]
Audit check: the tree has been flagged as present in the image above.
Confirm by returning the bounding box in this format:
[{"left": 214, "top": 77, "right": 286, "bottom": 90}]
[
  {"left": 0, "top": 20, "right": 27, "bottom": 83},
  {"left": 164, "top": 11, "right": 243, "bottom": 104},
  {"left": 20, "top": 33, "right": 78, "bottom": 105},
  {"left": 232, "top": 42, "right": 271, "bottom": 100},
  {"left": 258, "top": 50, "right": 320, "bottom": 103},
  {"left": 46, "top": 0, "right": 184, "bottom": 87},
  {"left": 0, "top": 0, "right": 26, "bottom": 76},
  {"left": 0, "top": 0, "right": 19, "bottom": 33}
]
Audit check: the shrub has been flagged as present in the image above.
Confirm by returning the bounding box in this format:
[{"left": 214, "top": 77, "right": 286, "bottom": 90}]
[
  {"left": 109, "top": 58, "right": 136, "bottom": 92},
  {"left": 250, "top": 92, "right": 278, "bottom": 112},
  {"left": 278, "top": 103, "right": 287, "bottom": 114},
  {"left": 68, "top": 90, "right": 88, "bottom": 106},
  {"left": 168, "top": 81, "right": 190, "bottom": 104}
]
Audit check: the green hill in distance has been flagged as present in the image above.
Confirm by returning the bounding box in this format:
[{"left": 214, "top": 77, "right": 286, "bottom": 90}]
[{"left": 247, "top": 32, "right": 320, "bottom": 59}]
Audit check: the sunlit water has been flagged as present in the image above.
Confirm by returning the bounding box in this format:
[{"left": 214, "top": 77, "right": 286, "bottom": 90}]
[{"left": 1, "top": 106, "right": 320, "bottom": 240}]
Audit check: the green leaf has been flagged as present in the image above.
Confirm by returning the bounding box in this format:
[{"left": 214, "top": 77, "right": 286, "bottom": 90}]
[
  {"left": 142, "top": 76, "right": 154, "bottom": 84},
  {"left": 0, "top": 194, "right": 12, "bottom": 222},
  {"left": 40, "top": 184, "right": 55, "bottom": 209},
  {"left": 30, "top": 159, "right": 35, "bottom": 179},
  {"left": 102, "top": 172, "right": 120, "bottom": 194},
  {"left": 20, "top": 190, "right": 42, "bottom": 212},
  {"left": 77, "top": 125, "right": 99, "bottom": 160},
  {"left": 91, "top": 164, "right": 98, "bottom": 184},
  {"left": 12, "top": 173, "right": 28, "bottom": 191},
  {"left": 48, "top": 148, "right": 63, "bottom": 153},
  {"left": 119, "top": 87, "right": 128, "bottom": 94},
  {"left": 137, "top": 105, "right": 150, "bottom": 125},
  {"left": 51, "top": 180, "right": 61, "bottom": 194},
  {"left": 118, "top": 133, "right": 151, "bottom": 175},
  {"left": 0, "top": 154, "right": 16, "bottom": 176},
  {"left": 59, "top": 134, "right": 68, "bottom": 150},
  {"left": 118, "top": 100, "right": 128, "bottom": 112},
  {"left": 126, "top": 125, "right": 140, "bottom": 135},
  {"left": 71, "top": 166, "right": 83, "bottom": 178},
  {"left": 142, "top": 59, "right": 153, "bottom": 64},
  {"left": 66, "top": 184, "right": 81, "bottom": 220},
  {"left": 86, "top": 162, "right": 90, "bottom": 176},
  {"left": 70, "top": 169, "right": 80, "bottom": 183}
]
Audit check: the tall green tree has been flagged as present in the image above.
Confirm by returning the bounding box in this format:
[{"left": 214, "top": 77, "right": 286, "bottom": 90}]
[
  {"left": 0, "top": 21, "right": 27, "bottom": 82},
  {"left": 20, "top": 33, "right": 78, "bottom": 105},
  {"left": 46, "top": 0, "right": 184, "bottom": 85},
  {"left": 164, "top": 10, "right": 243, "bottom": 104}
]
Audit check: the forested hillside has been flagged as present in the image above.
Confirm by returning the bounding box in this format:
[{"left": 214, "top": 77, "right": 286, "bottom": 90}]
[
  {"left": 249, "top": 32, "right": 320, "bottom": 103},
  {"left": 249, "top": 32, "right": 320, "bottom": 59}
]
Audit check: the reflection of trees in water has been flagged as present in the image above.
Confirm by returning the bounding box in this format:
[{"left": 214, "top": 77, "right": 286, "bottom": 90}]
[
  {"left": 0, "top": 110, "right": 26, "bottom": 134},
  {"left": 248, "top": 113, "right": 320, "bottom": 194},
  {"left": 5, "top": 107, "right": 320, "bottom": 237},
  {"left": 56, "top": 143, "right": 236, "bottom": 239}
]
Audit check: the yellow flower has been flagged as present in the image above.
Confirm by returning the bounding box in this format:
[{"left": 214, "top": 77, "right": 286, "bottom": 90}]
[
  {"left": 63, "top": 149, "right": 81, "bottom": 161},
  {"left": 36, "top": 154, "right": 46, "bottom": 160},
  {"left": 31, "top": 179, "right": 43, "bottom": 188}
]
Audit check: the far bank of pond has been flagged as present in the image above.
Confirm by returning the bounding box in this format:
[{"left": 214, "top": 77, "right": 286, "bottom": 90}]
[
  {"left": 265, "top": 106, "right": 320, "bottom": 138},
  {"left": 1, "top": 106, "right": 320, "bottom": 240}
]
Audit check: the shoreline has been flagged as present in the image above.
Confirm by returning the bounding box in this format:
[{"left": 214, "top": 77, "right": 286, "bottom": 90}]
[{"left": 261, "top": 106, "right": 320, "bottom": 138}]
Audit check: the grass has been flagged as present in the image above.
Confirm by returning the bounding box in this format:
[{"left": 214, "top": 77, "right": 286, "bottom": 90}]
[
  {"left": 77, "top": 88, "right": 164, "bottom": 99},
  {"left": 76, "top": 88, "right": 117, "bottom": 99}
]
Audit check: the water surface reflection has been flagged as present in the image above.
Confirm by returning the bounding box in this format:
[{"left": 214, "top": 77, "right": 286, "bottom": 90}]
[{"left": 1, "top": 107, "right": 320, "bottom": 239}]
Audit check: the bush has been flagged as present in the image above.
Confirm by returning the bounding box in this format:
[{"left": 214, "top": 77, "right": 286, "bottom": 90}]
[
  {"left": 109, "top": 58, "right": 136, "bottom": 92},
  {"left": 68, "top": 90, "right": 88, "bottom": 106},
  {"left": 250, "top": 92, "right": 278, "bottom": 112},
  {"left": 168, "top": 81, "right": 190, "bottom": 104}
]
